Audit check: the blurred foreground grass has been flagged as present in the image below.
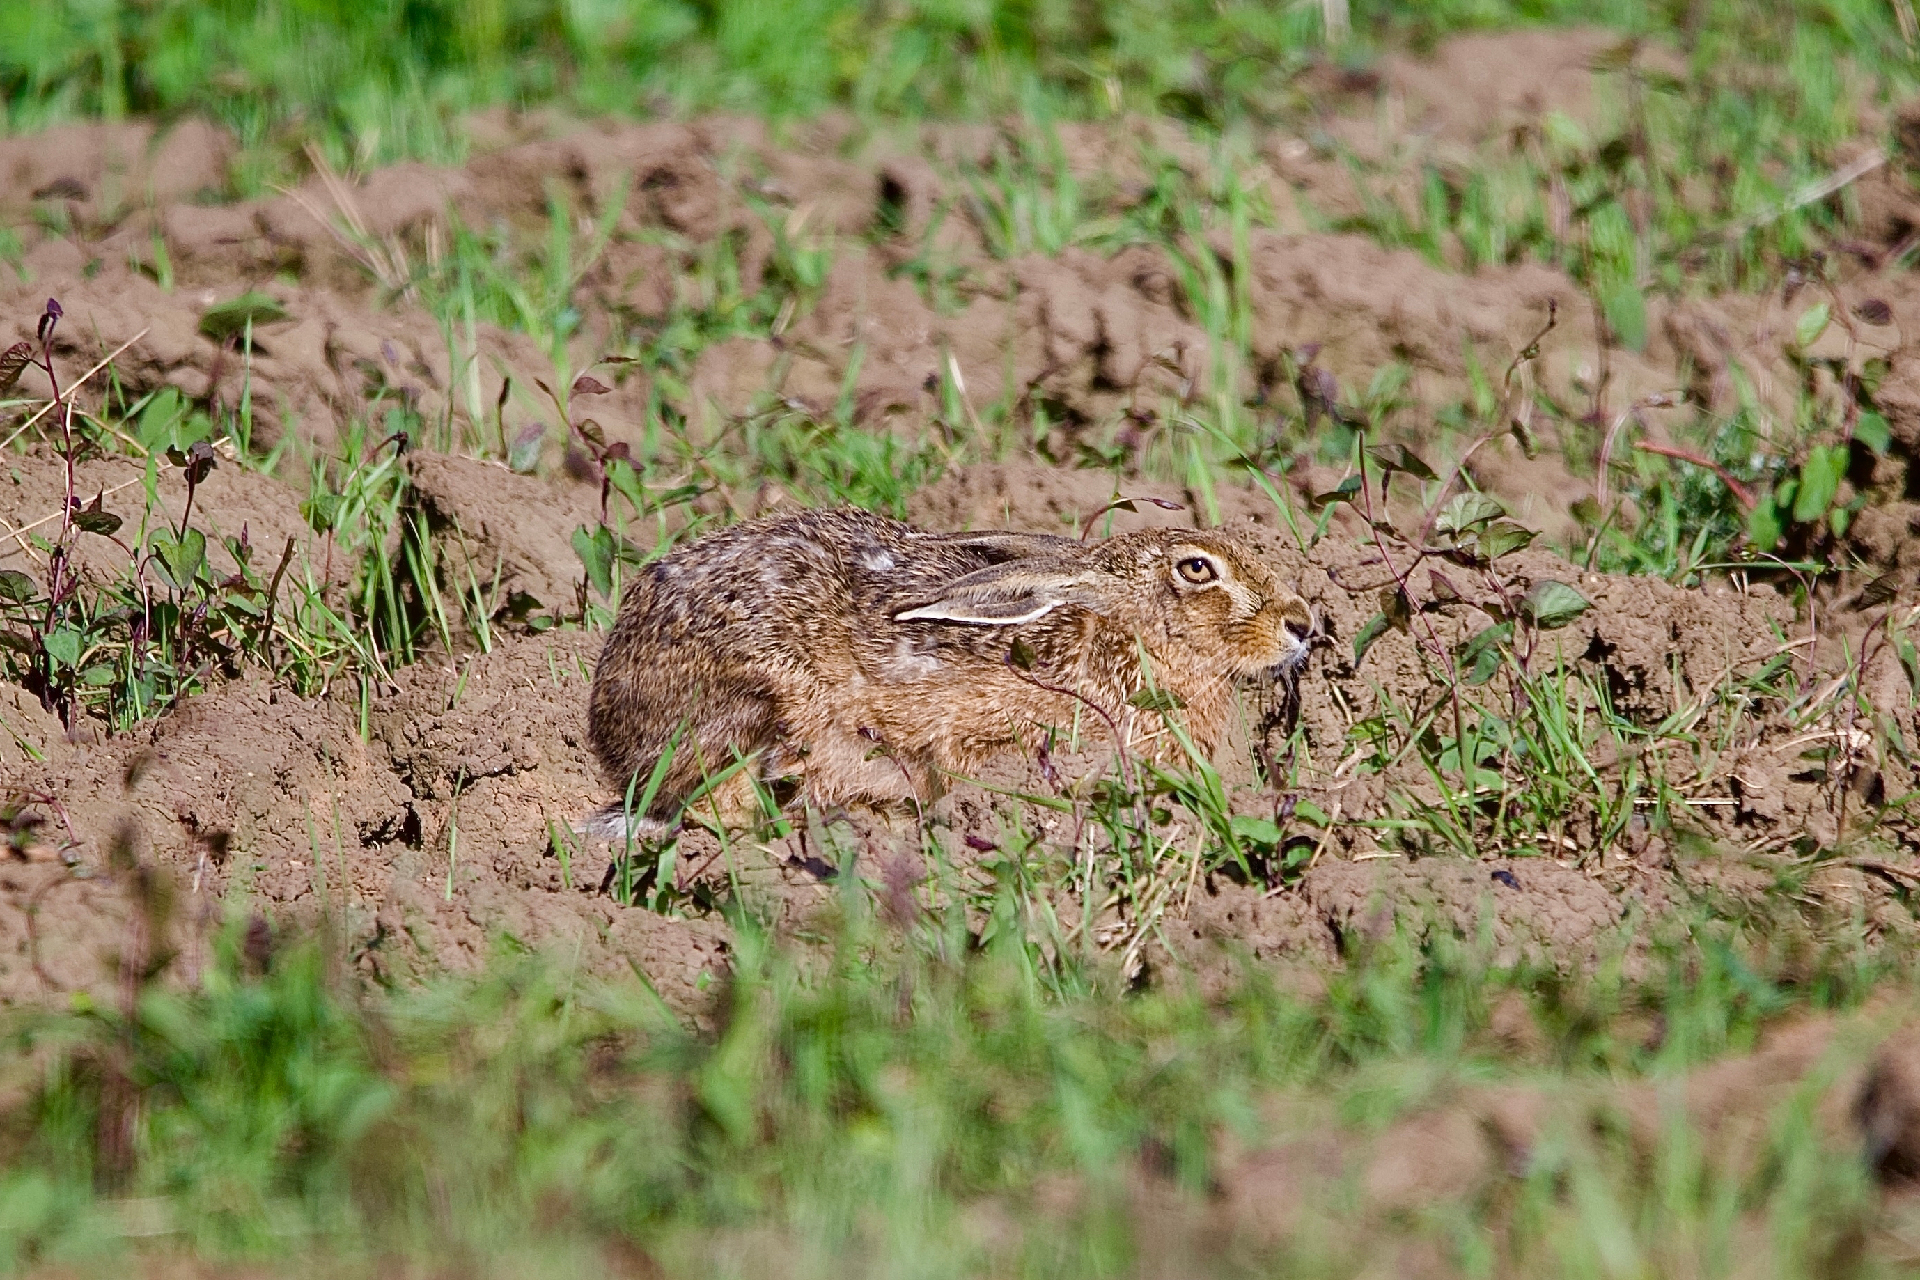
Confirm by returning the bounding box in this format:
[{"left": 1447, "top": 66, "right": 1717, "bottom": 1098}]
[{"left": 0, "top": 890, "right": 1906, "bottom": 1278}]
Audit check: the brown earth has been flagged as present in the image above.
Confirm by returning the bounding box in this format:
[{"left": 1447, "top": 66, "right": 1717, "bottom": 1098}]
[
  {"left": 4, "top": 27, "right": 1920, "bottom": 1013},
  {"left": 2, "top": 626, "right": 730, "bottom": 1017}
]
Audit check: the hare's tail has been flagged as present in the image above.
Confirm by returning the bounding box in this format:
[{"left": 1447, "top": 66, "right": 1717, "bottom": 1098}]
[{"left": 574, "top": 804, "right": 678, "bottom": 843}]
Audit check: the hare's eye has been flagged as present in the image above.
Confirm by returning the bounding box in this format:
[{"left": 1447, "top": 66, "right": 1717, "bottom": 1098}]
[{"left": 1175, "top": 556, "right": 1219, "bottom": 585}]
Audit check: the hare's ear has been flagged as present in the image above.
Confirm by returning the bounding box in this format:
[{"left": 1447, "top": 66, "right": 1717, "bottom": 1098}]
[
  {"left": 893, "top": 560, "right": 1113, "bottom": 627},
  {"left": 895, "top": 596, "right": 1064, "bottom": 625}
]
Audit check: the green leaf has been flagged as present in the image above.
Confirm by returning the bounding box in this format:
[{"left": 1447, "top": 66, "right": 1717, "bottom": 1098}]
[
  {"left": 1542, "top": 112, "right": 1590, "bottom": 152},
  {"left": 508, "top": 424, "right": 546, "bottom": 475},
  {"left": 137, "top": 387, "right": 186, "bottom": 449},
  {"left": 301, "top": 493, "right": 343, "bottom": 534},
  {"left": 1435, "top": 491, "right": 1506, "bottom": 537},
  {"left": 1746, "top": 497, "right": 1784, "bottom": 552},
  {"left": 1469, "top": 519, "right": 1536, "bottom": 561},
  {"left": 1353, "top": 612, "right": 1391, "bottom": 664},
  {"left": 1310, "top": 474, "right": 1363, "bottom": 509},
  {"left": 1128, "top": 688, "right": 1186, "bottom": 713},
  {"left": 178, "top": 527, "right": 206, "bottom": 585},
  {"left": 571, "top": 524, "right": 615, "bottom": 600},
  {"left": 1292, "top": 799, "right": 1329, "bottom": 827},
  {"left": 1366, "top": 443, "right": 1437, "bottom": 481},
  {"left": 1900, "top": 636, "right": 1920, "bottom": 692},
  {"left": 1457, "top": 622, "right": 1513, "bottom": 686},
  {"left": 1228, "top": 814, "right": 1281, "bottom": 848},
  {"left": 199, "top": 292, "right": 289, "bottom": 342},
  {"left": 80, "top": 666, "right": 117, "bottom": 688},
  {"left": 71, "top": 507, "right": 121, "bottom": 536},
  {"left": 1791, "top": 444, "right": 1848, "bottom": 524},
  {"left": 1793, "top": 301, "right": 1831, "bottom": 349},
  {"left": 1519, "top": 580, "right": 1590, "bottom": 629},
  {"left": 0, "top": 569, "right": 35, "bottom": 603},
  {"left": 156, "top": 528, "right": 206, "bottom": 590},
  {"left": 42, "top": 628, "right": 81, "bottom": 669},
  {"left": 1855, "top": 412, "right": 1892, "bottom": 455},
  {"left": 606, "top": 457, "right": 646, "bottom": 514}
]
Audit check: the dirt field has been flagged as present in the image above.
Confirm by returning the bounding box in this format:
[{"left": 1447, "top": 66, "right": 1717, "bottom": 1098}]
[
  {"left": 14, "top": 15, "right": 1920, "bottom": 1271},
  {"left": 3, "top": 27, "right": 1920, "bottom": 1027}
]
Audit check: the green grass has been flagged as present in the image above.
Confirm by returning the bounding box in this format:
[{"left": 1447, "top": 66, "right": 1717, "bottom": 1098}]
[{"left": 2, "top": 1, "right": 1911, "bottom": 191}]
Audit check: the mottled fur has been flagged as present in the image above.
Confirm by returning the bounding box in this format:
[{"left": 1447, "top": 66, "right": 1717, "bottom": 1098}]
[{"left": 585, "top": 507, "right": 1313, "bottom": 836}]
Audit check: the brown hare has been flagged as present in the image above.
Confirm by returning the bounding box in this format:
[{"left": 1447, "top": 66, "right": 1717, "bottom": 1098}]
[{"left": 585, "top": 506, "right": 1314, "bottom": 837}]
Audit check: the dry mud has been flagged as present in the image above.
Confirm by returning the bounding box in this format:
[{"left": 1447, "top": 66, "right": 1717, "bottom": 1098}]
[{"left": 3, "top": 29, "right": 1920, "bottom": 1015}]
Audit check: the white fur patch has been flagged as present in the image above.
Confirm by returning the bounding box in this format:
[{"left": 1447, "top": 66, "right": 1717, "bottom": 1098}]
[
  {"left": 884, "top": 636, "right": 943, "bottom": 678},
  {"left": 574, "top": 806, "right": 677, "bottom": 842}
]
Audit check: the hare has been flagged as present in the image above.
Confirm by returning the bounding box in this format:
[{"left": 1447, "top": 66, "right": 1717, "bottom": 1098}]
[{"left": 585, "top": 506, "right": 1314, "bottom": 837}]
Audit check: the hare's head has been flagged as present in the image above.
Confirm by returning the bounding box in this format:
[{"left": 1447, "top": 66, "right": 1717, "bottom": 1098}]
[
  {"left": 1091, "top": 528, "right": 1315, "bottom": 678},
  {"left": 892, "top": 525, "right": 1314, "bottom": 682}
]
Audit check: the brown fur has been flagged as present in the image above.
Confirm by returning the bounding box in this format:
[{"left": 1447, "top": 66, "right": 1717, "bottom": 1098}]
[{"left": 586, "top": 507, "right": 1313, "bottom": 833}]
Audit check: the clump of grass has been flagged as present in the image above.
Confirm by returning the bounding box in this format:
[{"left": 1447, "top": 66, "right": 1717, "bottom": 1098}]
[
  {"left": 1336, "top": 8, "right": 1911, "bottom": 293},
  {"left": 0, "top": 298, "right": 489, "bottom": 731},
  {"left": 0, "top": 301, "right": 308, "bottom": 730}
]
